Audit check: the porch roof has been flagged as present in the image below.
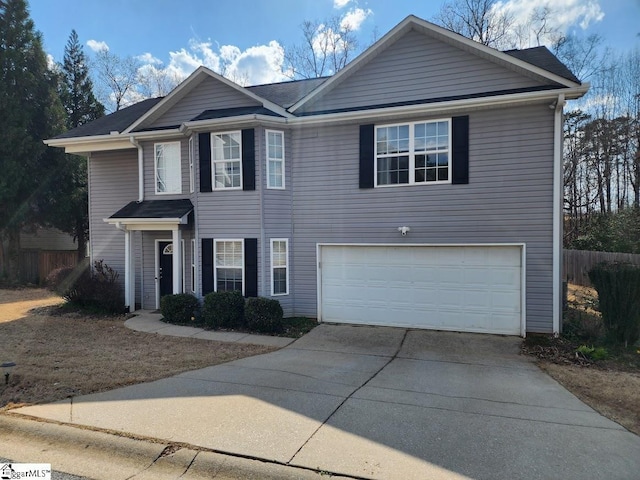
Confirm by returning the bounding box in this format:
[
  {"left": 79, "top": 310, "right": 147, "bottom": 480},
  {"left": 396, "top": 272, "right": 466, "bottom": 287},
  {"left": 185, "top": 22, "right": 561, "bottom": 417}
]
[{"left": 105, "top": 199, "right": 194, "bottom": 229}]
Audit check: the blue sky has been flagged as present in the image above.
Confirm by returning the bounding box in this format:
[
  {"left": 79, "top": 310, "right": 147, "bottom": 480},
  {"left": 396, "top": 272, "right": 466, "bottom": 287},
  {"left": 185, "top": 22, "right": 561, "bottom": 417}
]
[{"left": 28, "top": 0, "right": 639, "bottom": 88}]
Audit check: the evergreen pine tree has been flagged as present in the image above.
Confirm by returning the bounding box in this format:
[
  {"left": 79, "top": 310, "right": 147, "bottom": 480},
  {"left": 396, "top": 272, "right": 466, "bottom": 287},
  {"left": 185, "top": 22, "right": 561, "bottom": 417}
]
[
  {"left": 42, "top": 29, "right": 105, "bottom": 260},
  {"left": 0, "top": 0, "right": 65, "bottom": 281}
]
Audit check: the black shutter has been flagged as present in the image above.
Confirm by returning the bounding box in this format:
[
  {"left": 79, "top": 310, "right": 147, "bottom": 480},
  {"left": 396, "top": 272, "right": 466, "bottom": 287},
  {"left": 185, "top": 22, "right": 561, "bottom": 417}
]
[
  {"left": 452, "top": 116, "right": 469, "bottom": 185},
  {"left": 244, "top": 238, "right": 258, "bottom": 297},
  {"left": 242, "top": 128, "right": 255, "bottom": 191},
  {"left": 359, "top": 124, "right": 375, "bottom": 188},
  {"left": 201, "top": 238, "right": 214, "bottom": 294},
  {"left": 199, "top": 133, "right": 212, "bottom": 192}
]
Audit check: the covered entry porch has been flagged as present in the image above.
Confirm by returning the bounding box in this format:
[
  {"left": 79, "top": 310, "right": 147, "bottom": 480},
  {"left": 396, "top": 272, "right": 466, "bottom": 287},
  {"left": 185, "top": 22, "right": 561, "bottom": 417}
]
[{"left": 104, "top": 199, "right": 194, "bottom": 312}]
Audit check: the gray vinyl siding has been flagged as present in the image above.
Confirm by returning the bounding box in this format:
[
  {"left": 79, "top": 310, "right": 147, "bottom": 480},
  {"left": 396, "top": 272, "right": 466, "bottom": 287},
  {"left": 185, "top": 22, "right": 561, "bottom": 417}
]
[
  {"left": 261, "top": 127, "right": 294, "bottom": 313},
  {"left": 88, "top": 149, "right": 140, "bottom": 302},
  {"left": 150, "top": 76, "right": 261, "bottom": 128},
  {"left": 290, "top": 104, "right": 555, "bottom": 333},
  {"left": 299, "top": 29, "right": 549, "bottom": 114}
]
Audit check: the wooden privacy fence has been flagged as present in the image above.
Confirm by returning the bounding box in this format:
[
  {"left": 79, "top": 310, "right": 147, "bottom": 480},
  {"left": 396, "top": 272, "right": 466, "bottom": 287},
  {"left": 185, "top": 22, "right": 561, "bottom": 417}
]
[
  {"left": 563, "top": 249, "right": 640, "bottom": 286},
  {"left": 17, "top": 250, "right": 78, "bottom": 284}
]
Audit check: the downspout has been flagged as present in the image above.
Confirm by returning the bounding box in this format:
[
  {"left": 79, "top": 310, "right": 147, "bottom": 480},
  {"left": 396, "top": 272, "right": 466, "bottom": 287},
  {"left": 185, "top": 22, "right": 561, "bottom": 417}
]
[
  {"left": 130, "top": 137, "right": 144, "bottom": 202},
  {"left": 130, "top": 137, "right": 144, "bottom": 310},
  {"left": 552, "top": 93, "right": 566, "bottom": 335}
]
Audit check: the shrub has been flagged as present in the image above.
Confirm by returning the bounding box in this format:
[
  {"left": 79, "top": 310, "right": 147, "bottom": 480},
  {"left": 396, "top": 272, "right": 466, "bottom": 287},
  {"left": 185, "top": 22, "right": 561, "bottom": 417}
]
[
  {"left": 202, "top": 290, "right": 245, "bottom": 329},
  {"left": 161, "top": 293, "right": 200, "bottom": 324},
  {"left": 588, "top": 262, "right": 640, "bottom": 347},
  {"left": 576, "top": 345, "right": 609, "bottom": 361},
  {"left": 245, "top": 297, "right": 284, "bottom": 334},
  {"left": 46, "top": 260, "right": 124, "bottom": 314}
]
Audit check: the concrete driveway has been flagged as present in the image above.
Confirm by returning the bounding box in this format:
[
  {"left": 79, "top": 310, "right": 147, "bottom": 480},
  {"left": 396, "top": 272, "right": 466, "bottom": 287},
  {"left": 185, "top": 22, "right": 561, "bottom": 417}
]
[{"left": 14, "top": 325, "right": 640, "bottom": 480}]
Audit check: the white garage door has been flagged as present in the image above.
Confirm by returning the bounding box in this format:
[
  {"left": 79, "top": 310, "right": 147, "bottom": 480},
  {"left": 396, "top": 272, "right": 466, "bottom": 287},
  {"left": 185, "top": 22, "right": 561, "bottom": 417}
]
[{"left": 319, "top": 245, "right": 523, "bottom": 335}]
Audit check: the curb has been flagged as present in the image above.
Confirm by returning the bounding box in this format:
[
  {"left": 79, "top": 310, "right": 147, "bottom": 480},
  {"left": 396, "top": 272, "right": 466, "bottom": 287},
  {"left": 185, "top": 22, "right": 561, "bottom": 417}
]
[{"left": 0, "top": 414, "right": 349, "bottom": 480}]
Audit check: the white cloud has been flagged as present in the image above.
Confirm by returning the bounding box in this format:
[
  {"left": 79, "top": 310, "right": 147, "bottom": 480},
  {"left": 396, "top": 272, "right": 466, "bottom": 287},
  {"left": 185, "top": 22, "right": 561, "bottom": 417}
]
[
  {"left": 46, "top": 53, "right": 56, "bottom": 70},
  {"left": 86, "top": 39, "right": 109, "bottom": 52},
  {"left": 494, "top": 0, "right": 604, "bottom": 35},
  {"left": 134, "top": 38, "right": 288, "bottom": 88},
  {"left": 340, "top": 7, "right": 372, "bottom": 31},
  {"left": 333, "top": 0, "right": 351, "bottom": 8},
  {"left": 136, "top": 52, "right": 162, "bottom": 65}
]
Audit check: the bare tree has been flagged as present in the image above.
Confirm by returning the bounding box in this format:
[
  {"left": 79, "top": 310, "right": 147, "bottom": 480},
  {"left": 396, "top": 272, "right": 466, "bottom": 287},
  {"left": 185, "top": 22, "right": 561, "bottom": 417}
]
[
  {"left": 552, "top": 33, "right": 603, "bottom": 81},
  {"left": 92, "top": 48, "right": 140, "bottom": 111},
  {"left": 137, "top": 64, "right": 182, "bottom": 98},
  {"left": 433, "top": 0, "right": 515, "bottom": 49},
  {"left": 285, "top": 15, "right": 359, "bottom": 79}
]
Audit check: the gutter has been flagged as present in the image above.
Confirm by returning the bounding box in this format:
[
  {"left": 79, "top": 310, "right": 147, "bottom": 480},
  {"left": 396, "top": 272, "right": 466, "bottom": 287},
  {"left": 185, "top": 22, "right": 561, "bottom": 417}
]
[
  {"left": 130, "top": 137, "right": 144, "bottom": 202},
  {"left": 552, "top": 93, "right": 566, "bottom": 335}
]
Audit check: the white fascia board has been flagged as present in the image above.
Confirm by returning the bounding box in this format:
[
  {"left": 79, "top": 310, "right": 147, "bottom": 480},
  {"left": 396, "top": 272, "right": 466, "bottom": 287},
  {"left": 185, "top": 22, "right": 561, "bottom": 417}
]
[
  {"left": 104, "top": 215, "right": 189, "bottom": 230},
  {"left": 292, "top": 85, "right": 589, "bottom": 126},
  {"left": 181, "top": 114, "right": 287, "bottom": 134}
]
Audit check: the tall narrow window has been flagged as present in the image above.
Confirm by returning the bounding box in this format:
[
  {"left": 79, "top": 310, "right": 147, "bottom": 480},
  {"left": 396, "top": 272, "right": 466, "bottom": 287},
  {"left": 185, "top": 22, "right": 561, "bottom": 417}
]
[
  {"left": 211, "top": 131, "right": 242, "bottom": 189},
  {"left": 271, "top": 239, "right": 288, "bottom": 296},
  {"left": 188, "top": 136, "right": 195, "bottom": 193},
  {"left": 181, "top": 239, "right": 186, "bottom": 293},
  {"left": 191, "top": 239, "right": 197, "bottom": 293},
  {"left": 266, "top": 130, "right": 285, "bottom": 189},
  {"left": 155, "top": 142, "right": 182, "bottom": 194},
  {"left": 214, "top": 240, "right": 244, "bottom": 293}
]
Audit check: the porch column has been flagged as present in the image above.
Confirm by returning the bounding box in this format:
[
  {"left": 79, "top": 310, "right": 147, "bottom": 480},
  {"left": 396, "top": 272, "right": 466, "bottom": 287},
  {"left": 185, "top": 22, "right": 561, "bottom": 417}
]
[
  {"left": 124, "top": 227, "right": 135, "bottom": 312},
  {"left": 172, "top": 227, "right": 182, "bottom": 294}
]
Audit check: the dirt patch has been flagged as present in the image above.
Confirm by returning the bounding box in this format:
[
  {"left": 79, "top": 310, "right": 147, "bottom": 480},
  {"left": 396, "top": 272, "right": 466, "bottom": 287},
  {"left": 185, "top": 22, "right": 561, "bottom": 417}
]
[
  {"left": 522, "top": 283, "right": 640, "bottom": 436},
  {"left": 0, "top": 289, "right": 276, "bottom": 410},
  {"left": 540, "top": 362, "right": 640, "bottom": 435}
]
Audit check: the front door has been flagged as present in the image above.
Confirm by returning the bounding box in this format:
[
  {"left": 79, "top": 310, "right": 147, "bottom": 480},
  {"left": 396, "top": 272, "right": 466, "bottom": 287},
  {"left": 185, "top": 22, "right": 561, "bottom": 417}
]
[{"left": 158, "top": 241, "right": 174, "bottom": 299}]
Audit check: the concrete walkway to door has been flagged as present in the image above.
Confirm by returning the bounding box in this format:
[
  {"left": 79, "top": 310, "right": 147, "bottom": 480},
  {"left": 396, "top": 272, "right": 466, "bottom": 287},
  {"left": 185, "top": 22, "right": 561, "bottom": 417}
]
[{"left": 12, "top": 325, "right": 640, "bottom": 480}]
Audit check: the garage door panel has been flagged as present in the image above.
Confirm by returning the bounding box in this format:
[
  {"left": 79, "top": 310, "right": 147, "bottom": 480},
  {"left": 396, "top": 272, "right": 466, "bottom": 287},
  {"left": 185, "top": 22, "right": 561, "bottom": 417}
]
[{"left": 320, "top": 245, "right": 522, "bottom": 335}]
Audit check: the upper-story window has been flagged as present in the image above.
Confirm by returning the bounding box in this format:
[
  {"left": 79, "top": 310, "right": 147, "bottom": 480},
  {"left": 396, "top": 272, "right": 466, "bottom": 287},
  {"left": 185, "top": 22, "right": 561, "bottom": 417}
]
[
  {"left": 212, "top": 131, "right": 242, "bottom": 189},
  {"left": 188, "top": 136, "right": 195, "bottom": 193},
  {"left": 375, "top": 119, "right": 451, "bottom": 187},
  {"left": 155, "top": 141, "right": 182, "bottom": 194},
  {"left": 266, "top": 130, "right": 285, "bottom": 189}
]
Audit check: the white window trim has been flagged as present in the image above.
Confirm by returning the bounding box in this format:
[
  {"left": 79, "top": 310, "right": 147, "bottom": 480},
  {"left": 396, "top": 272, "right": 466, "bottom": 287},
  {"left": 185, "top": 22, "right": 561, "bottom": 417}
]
[
  {"left": 374, "top": 118, "right": 452, "bottom": 188},
  {"left": 189, "top": 136, "right": 195, "bottom": 193},
  {"left": 154, "top": 141, "right": 182, "bottom": 195},
  {"left": 265, "top": 129, "right": 285, "bottom": 190},
  {"left": 214, "top": 238, "right": 245, "bottom": 295},
  {"left": 181, "top": 239, "right": 186, "bottom": 293},
  {"left": 211, "top": 131, "right": 243, "bottom": 191},
  {"left": 270, "top": 238, "right": 289, "bottom": 296},
  {"left": 191, "top": 239, "right": 197, "bottom": 294}
]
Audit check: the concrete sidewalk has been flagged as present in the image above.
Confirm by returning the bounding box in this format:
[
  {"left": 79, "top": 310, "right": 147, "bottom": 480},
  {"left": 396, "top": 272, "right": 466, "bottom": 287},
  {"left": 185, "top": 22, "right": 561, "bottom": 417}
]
[{"left": 7, "top": 325, "right": 640, "bottom": 480}]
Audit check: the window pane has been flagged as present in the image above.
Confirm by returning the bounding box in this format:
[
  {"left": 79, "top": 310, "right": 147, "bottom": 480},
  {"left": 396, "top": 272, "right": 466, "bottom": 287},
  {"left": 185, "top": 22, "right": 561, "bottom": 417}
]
[
  {"left": 437, "top": 153, "right": 449, "bottom": 166},
  {"left": 426, "top": 169, "right": 436, "bottom": 182},
  {"left": 216, "top": 268, "right": 242, "bottom": 292},
  {"left": 438, "top": 168, "right": 449, "bottom": 181},
  {"left": 214, "top": 161, "right": 241, "bottom": 188},
  {"left": 273, "top": 267, "right": 287, "bottom": 295},
  {"left": 377, "top": 155, "right": 409, "bottom": 185},
  {"left": 213, "top": 132, "right": 241, "bottom": 161}
]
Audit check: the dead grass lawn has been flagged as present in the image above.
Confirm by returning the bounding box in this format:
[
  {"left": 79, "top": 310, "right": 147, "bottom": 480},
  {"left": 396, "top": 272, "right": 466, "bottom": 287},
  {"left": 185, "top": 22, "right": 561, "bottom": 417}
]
[{"left": 0, "top": 288, "right": 275, "bottom": 410}]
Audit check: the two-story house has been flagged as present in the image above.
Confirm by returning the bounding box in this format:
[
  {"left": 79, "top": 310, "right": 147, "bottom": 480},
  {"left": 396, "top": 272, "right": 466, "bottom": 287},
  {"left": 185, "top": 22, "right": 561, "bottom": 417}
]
[{"left": 46, "top": 16, "right": 588, "bottom": 336}]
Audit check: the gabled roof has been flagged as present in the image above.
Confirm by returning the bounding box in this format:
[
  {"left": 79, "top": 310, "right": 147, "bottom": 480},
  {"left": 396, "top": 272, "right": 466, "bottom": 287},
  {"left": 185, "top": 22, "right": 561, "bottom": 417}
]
[
  {"left": 123, "top": 66, "right": 293, "bottom": 134},
  {"left": 52, "top": 97, "right": 163, "bottom": 139},
  {"left": 503, "top": 47, "right": 580, "bottom": 83},
  {"left": 289, "top": 15, "right": 583, "bottom": 112},
  {"left": 247, "top": 77, "right": 329, "bottom": 108}
]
